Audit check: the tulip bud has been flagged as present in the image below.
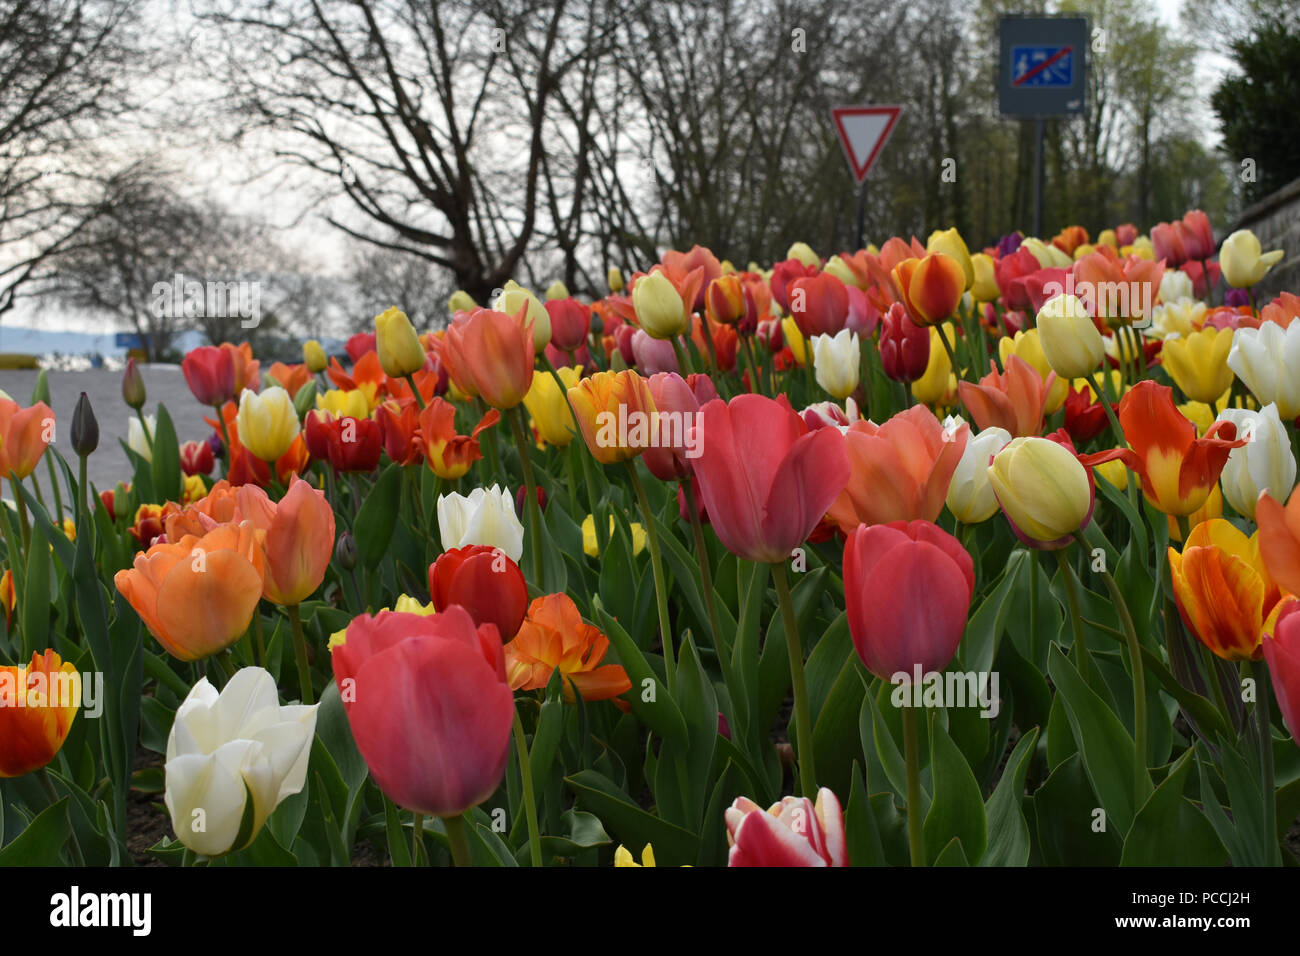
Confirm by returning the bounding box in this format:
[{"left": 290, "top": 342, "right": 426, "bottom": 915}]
[
  {"left": 335, "top": 530, "right": 358, "bottom": 571},
  {"left": 1036, "top": 293, "right": 1105, "bottom": 380},
  {"left": 374, "top": 306, "right": 427, "bottom": 378},
  {"left": 545, "top": 279, "right": 570, "bottom": 301},
  {"left": 236, "top": 386, "right": 300, "bottom": 462},
  {"left": 704, "top": 274, "right": 747, "bottom": 326},
  {"left": 988, "top": 436, "right": 1093, "bottom": 548},
  {"left": 945, "top": 421, "right": 1012, "bottom": 523},
  {"left": 70, "top": 391, "right": 98, "bottom": 458},
  {"left": 926, "top": 228, "right": 974, "bottom": 290},
  {"left": 1220, "top": 229, "right": 1284, "bottom": 289},
  {"left": 786, "top": 241, "right": 820, "bottom": 268},
  {"left": 632, "top": 270, "right": 688, "bottom": 339},
  {"left": 1216, "top": 404, "right": 1296, "bottom": 520},
  {"left": 810, "top": 329, "right": 860, "bottom": 400},
  {"left": 303, "top": 339, "right": 327, "bottom": 373},
  {"left": 31, "top": 369, "right": 51, "bottom": 406},
  {"left": 293, "top": 380, "right": 318, "bottom": 421},
  {"left": 970, "top": 253, "right": 999, "bottom": 303},
  {"left": 494, "top": 281, "right": 551, "bottom": 352},
  {"left": 122, "top": 358, "right": 146, "bottom": 410},
  {"left": 608, "top": 267, "right": 625, "bottom": 294}
]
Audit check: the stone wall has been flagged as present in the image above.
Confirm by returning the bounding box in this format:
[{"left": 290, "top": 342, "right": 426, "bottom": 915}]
[{"left": 1234, "top": 176, "right": 1300, "bottom": 299}]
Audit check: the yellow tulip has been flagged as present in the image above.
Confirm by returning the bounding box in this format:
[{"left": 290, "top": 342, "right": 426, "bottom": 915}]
[
  {"left": 987, "top": 437, "right": 1093, "bottom": 545},
  {"left": 303, "top": 340, "right": 327, "bottom": 373},
  {"left": 823, "top": 255, "right": 864, "bottom": 288},
  {"left": 607, "top": 267, "right": 625, "bottom": 294},
  {"left": 1220, "top": 229, "right": 1284, "bottom": 288},
  {"left": 545, "top": 280, "right": 570, "bottom": 301},
  {"left": 786, "top": 242, "right": 819, "bottom": 268},
  {"left": 317, "top": 388, "right": 371, "bottom": 420},
  {"left": 632, "top": 270, "right": 687, "bottom": 338},
  {"left": 998, "top": 329, "right": 1066, "bottom": 414},
  {"left": 1037, "top": 293, "right": 1105, "bottom": 381},
  {"left": 1161, "top": 328, "right": 1234, "bottom": 404},
  {"left": 448, "top": 290, "right": 477, "bottom": 314},
  {"left": 523, "top": 365, "right": 582, "bottom": 447},
  {"left": 236, "top": 386, "right": 300, "bottom": 462},
  {"left": 582, "top": 514, "right": 646, "bottom": 558},
  {"left": 927, "top": 228, "right": 973, "bottom": 290},
  {"left": 374, "top": 307, "right": 426, "bottom": 378},
  {"left": 614, "top": 844, "right": 656, "bottom": 867},
  {"left": 780, "top": 317, "right": 807, "bottom": 366},
  {"left": 913, "top": 325, "right": 956, "bottom": 407},
  {"left": 970, "top": 253, "right": 999, "bottom": 303},
  {"left": 494, "top": 281, "right": 551, "bottom": 351}
]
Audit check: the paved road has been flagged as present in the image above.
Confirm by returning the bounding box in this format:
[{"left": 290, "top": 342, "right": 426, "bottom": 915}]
[{"left": 0, "top": 365, "right": 216, "bottom": 496}]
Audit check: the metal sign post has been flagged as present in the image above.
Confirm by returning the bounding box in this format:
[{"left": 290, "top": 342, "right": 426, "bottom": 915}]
[{"left": 831, "top": 105, "right": 902, "bottom": 251}]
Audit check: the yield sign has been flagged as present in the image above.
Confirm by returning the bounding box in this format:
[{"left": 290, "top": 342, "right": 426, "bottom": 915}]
[{"left": 831, "top": 105, "right": 901, "bottom": 183}]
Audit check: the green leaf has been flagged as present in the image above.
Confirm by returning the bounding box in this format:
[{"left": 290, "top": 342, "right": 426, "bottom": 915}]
[
  {"left": 353, "top": 463, "right": 402, "bottom": 569},
  {"left": 1032, "top": 754, "right": 1122, "bottom": 865},
  {"left": 960, "top": 551, "right": 1026, "bottom": 675},
  {"left": 923, "top": 717, "right": 987, "bottom": 865},
  {"left": 0, "top": 799, "right": 71, "bottom": 865},
  {"left": 981, "top": 727, "right": 1039, "bottom": 866},
  {"left": 933, "top": 837, "right": 970, "bottom": 866},
  {"left": 150, "top": 404, "right": 183, "bottom": 503},
  {"left": 845, "top": 763, "right": 886, "bottom": 867},
  {"left": 591, "top": 596, "right": 687, "bottom": 748},
  {"left": 862, "top": 683, "right": 908, "bottom": 800},
  {"left": 564, "top": 769, "right": 699, "bottom": 866},
  {"left": 1121, "top": 749, "right": 1227, "bottom": 866},
  {"left": 22, "top": 522, "right": 51, "bottom": 655}
]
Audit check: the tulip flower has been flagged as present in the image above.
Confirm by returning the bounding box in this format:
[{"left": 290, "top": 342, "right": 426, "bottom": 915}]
[
  {"left": 1037, "top": 293, "right": 1105, "bottom": 380},
  {"left": 545, "top": 298, "right": 591, "bottom": 352},
  {"left": 1168, "top": 518, "right": 1287, "bottom": 661},
  {"left": 114, "top": 521, "right": 267, "bottom": 661},
  {"left": 440, "top": 308, "right": 536, "bottom": 409},
  {"left": 705, "top": 274, "right": 747, "bottom": 326},
  {"left": 181, "top": 346, "right": 238, "bottom": 407},
  {"left": 614, "top": 845, "right": 658, "bottom": 867},
  {"left": 448, "top": 290, "right": 477, "bottom": 314},
  {"left": 879, "top": 302, "right": 930, "bottom": 382},
  {"left": 126, "top": 413, "right": 155, "bottom": 463},
  {"left": 630, "top": 328, "right": 679, "bottom": 374},
  {"left": 958, "top": 356, "right": 1054, "bottom": 438},
  {"left": 0, "top": 569, "right": 13, "bottom": 625},
  {"left": 374, "top": 306, "right": 428, "bottom": 378},
  {"left": 607, "top": 267, "right": 625, "bottom": 293},
  {"left": 641, "top": 372, "right": 713, "bottom": 481},
  {"left": 910, "top": 325, "right": 956, "bottom": 408},
  {"left": 522, "top": 365, "right": 581, "bottom": 448},
  {"left": 494, "top": 281, "right": 551, "bottom": 352},
  {"left": 893, "top": 253, "right": 965, "bottom": 326},
  {"left": 567, "top": 369, "right": 658, "bottom": 465},
  {"left": 545, "top": 280, "right": 569, "bottom": 301},
  {"left": 0, "top": 398, "right": 54, "bottom": 480},
  {"left": 429, "top": 544, "right": 528, "bottom": 641},
  {"left": 164, "top": 668, "right": 316, "bottom": 856},
  {"left": 129, "top": 502, "right": 179, "bottom": 547},
  {"left": 1080, "top": 381, "right": 1244, "bottom": 516},
  {"left": 926, "top": 228, "right": 974, "bottom": 290},
  {"left": 1214, "top": 405, "right": 1296, "bottom": 520},
  {"left": 789, "top": 272, "right": 849, "bottom": 337},
  {"left": 779, "top": 317, "right": 807, "bottom": 366},
  {"left": 304, "top": 410, "right": 383, "bottom": 474},
  {"left": 786, "top": 241, "right": 819, "bottom": 268},
  {"left": 1257, "top": 484, "right": 1300, "bottom": 598},
  {"left": 988, "top": 436, "right": 1094, "bottom": 548},
  {"left": 725, "top": 788, "right": 848, "bottom": 867},
  {"left": 504, "top": 593, "right": 632, "bottom": 702},
  {"left": 1227, "top": 319, "right": 1300, "bottom": 420},
  {"left": 1220, "top": 229, "right": 1284, "bottom": 288},
  {"left": 413, "top": 398, "right": 500, "bottom": 480},
  {"left": 1263, "top": 602, "right": 1300, "bottom": 741},
  {"left": 0, "top": 650, "right": 79, "bottom": 778},
  {"left": 946, "top": 422, "right": 1013, "bottom": 523},
  {"left": 1160, "top": 270, "right": 1195, "bottom": 304},
  {"left": 331, "top": 606, "right": 514, "bottom": 818},
  {"left": 690, "top": 394, "right": 849, "bottom": 563},
  {"left": 810, "top": 328, "right": 860, "bottom": 400},
  {"left": 373, "top": 398, "right": 422, "bottom": 465},
  {"left": 437, "top": 485, "right": 525, "bottom": 563},
  {"left": 122, "top": 358, "right": 146, "bottom": 409},
  {"left": 180, "top": 440, "right": 215, "bottom": 476},
  {"left": 1063, "top": 382, "right": 1112, "bottom": 444},
  {"left": 829, "top": 404, "right": 967, "bottom": 533},
  {"left": 632, "top": 270, "right": 688, "bottom": 339},
  {"left": 971, "top": 253, "right": 999, "bottom": 302},
  {"left": 1162, "top": 327, "right": 1235, "bottom": 404},
  {"left": 582, "top": 514, "right": 647, "bottom": 557},
  {"left": 236, "top": 386, "right": 301, "bottom": 463},
  {"left": 303, "top": 339, "right": 327, "bottom": 373},
  {"left": 267, "top": 362, "right": 311, "bottom": 397},
  {"left": 231, "top": 477, "right": 336, "bottom": 606}
]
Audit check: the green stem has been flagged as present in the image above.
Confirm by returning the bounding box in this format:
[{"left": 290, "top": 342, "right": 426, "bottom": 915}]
[
  {"left": 1055, "top": 548, "right": 1093, "bottom": 684},
  {"left": 404, "top": 373, "right": 427, "bottom": 410},
  {"left": 11, "top": 476, "right": 30, "bottom": 549},
  {"left": 135, "top": 407, "right": 155, "bottom": 454},
  {"left": 214, "top": 406, "right": 233, "bottom": 479},
  {"left": 625, "top": 461, "right": 675, "bottom": 688},
  {"left": 937, "top": 323, "right": 965, "bottom": 382},
  {"left": 287, "top": 603, "right": 314, "bottom": 705},
  {"left": 683, "top": 479, "right": 722, "bottom": 652},
  {"left": 442, "top": 813, "right": 472, "bottom": 867},
  {"left": 740, "top": 337, "right": 766, "bottom": 396},
  {"left": 771, "top": 561, "right": 817, "bottom": 797},
  {"left": 513, "top": 709, "right": 544, "bottom": 867},
  {"left": 1090, "top": 369, "right": 1125, "bottom": 447},
  {"left": 39, "top": 769, "right": 85, "bottom": 866},
  {"left": 412, "top": 814, "right": 425, "bottom": 865},
  {"left": 253, "top": 609, "right": 266, "bottom": 669},
  {"left": 1253, "top": 659, "right": 1279, "bottom": 864},
  {"left": 77, "top": 455, "right": 89, "bottom": 544},
  {"left": 509, "top": 408, "right": 546, "bottom": 586},
  {"left": 902, "top": 703, "right": 926, "bottom": 867},
  {"left": 669, "top": 335, "right": 694, "bottom": 376}
]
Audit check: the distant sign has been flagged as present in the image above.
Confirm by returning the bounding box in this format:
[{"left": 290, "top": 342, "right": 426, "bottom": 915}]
[
  {"left": 999, "top": 16, "right": 1088, "bottom": 116},
  {"left": 114, "top": 332, "right": 142, "bottom": 349},
  {"left": 830, "top": 105, "right": 901, "bottom": 184}
]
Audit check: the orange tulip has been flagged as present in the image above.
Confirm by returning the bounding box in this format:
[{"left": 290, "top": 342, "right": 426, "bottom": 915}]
[
  {"left": 1168, "top": 518, "right": 1289, "bottom": 661},
  {"left": 827, "top": 404, "right": 968, "bottom": 533},
  {"left": 957, "top": 355, "right": 1054, "bottom": 437},
  {"left": 1072, "top": 249, "right": 1165, "bottom": 326},
  {"left": 114, "top": 522, "right": 267, "bottom": 661},
  {"left": 219, "top": 341, "right": 260, "bottom": 395},
  {"left": 165, "top": 480, "right": 242, "bottom": 539},
  {"left": 1257, "top": 485, "right": 1300, "bottom": 598},
  {"left": 705, "top": 274, "right": 747, "bottom": 326},
  {"left": 893, "top": 253, "right": 965, "bottom": 326},
  {"left": 1079, "top": 380, "right": 1244, "bottom": 517},
  {"left": 0, "top": 650, "right": 79, "bottom": 777},
  {"left": 415, "top": 397, "right": 500, "bottom": 480},
  {"left": 567, "top": 369, "right": 658, "bottom": 465},
  {"left": 223, "top": 477, "right": 336, "bottom": 606},
  {"left": 327, "top": 352, "right": 385, "bottom": 408},
  {"left": 440, "top": 307, "right": 535, "bottom": 409},
  {"left": 504, "top": 593, "right": 632, "bottom": 702},
  {"left": 268, "top": 361, "right": 312, "bottom": 396},
  {"left": 0, "top": 569, "right": 13, "bottom": 624},
  {"left": 0, "top": 399, "right": 54, "bottom": 480}
]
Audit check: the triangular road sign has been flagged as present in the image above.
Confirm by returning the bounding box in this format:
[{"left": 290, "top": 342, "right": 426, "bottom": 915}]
[{"left": 831, "top": 106, "right": 902, "bottom": 183}]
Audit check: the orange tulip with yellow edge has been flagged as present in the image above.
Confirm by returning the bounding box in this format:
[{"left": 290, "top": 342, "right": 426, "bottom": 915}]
[
  {"left": 415, "top": 397, "right": 500, "bottom": 480},
  {"left": 504, "top": 593, "right": 632, "bottom": 702},
  {"left": 0, "top": 650, "right": 79, "bottom": 777},
  {"left": 892, "top": 253, "right": 965, "bottom": 326},
  {"left": 567, "top": 370, "right": 657, "bottom": 464}
]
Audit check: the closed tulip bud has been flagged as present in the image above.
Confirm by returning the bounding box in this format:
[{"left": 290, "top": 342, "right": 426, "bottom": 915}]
[
  {"left": 946, "top": 422, "right": 1012, "bottom": 523},
  {"left": 879, "top": 302, "right": 930, "bottom": 382},
  {"left": 437, "top": 485, "right": 525, "bottom": 563},
  {"left": 0, "top": 650, "right": 79, "bottom": 777},
  {"left": 544, "top": 297, "right": 590, "bottom": 352},
  {"left": 70, "top": 392, "right": 98, "bottom": 457},
  {"left": 1220, "top": 229, "right": 1284, "bottom": 288},
  {"left": 122, "top": 357, "right": 147, "bottom": 410},
  {"left": 789, "top": 272, "right": 850, "bottom": 337},
  {"left": 1021, "top": 236, "right": 1073, "bottom": 269},
  {"left": 810, "top": 329, "right": 860, "bottom": 400},
  {"left": 440, "top": 308, "right": 535, "bottom": 408},
  {"left": 374, "top": 306, "right": 427, "bottom": 378},
  {"left": 165, "top": 668, "right": 316, "bottom": 856},
  {"left": 822, "top": 255, "right": 862, "bottom": 288},
  {"left": 293, "top": 380, "right": 317, "bottom": 421},
  {"left": 1036, "top": 293, "right": 1105, "bottom": 380},
  {"left": 237, "top": 386, "right": 301, "bottom": 462},
  {"left": 632, "top": 270, "right": 688, "bottom": 339},
  {"left": 970, "top": 253, "right": 999, "bottom": 303},
  {"left": 429, "top": 545, "right": 528, "bottom": 641},
  {"left": 1162, "top": 327, "right": 1234, "bottom": 404},
  {"left": 607, "top": 267, "right": 625, "bottom": 293},
  {"left": 128, "top": 414, "right": 155, "bottom": 463},
  {"left": 780, "top": 317, "right": 807, "bottom": 366},
  {"left": 894, "top": 253, "right": 965, "bottom": 326},
  {"left": 494, "top": 281, "right": 551, "bottom": 352},
  {"left": 303, "top": 339, "right": 327, "bottom": 373},
  {"left": 31, "top": 369, "right": 50, "bottom": 406},
  {"left": 523, "top": 364, "right": 582, "bottom": 447},
  {"left": 705, "top": 274, "right": 747, "bottom": 326},
  {"left": 1159, "top": 270, "right": 1194, "bottom": 304},
  {"left": 181, "top": 346, "right": 236, "bottom": 407},
  {"left": 1227, "top": 319, "right": 1300, "bottom": 419},
  {"left": 988, "top": 437, "right": 1093, "bottom": 548},
  {"left": 447, "top": 290, "right": 477, "bottom": 314},
  {"left": 786, "top": 241, "right": 820, "bottom": 268},
  {"left": 1216, "top": 404, "right": 1296, "bottom": 520},
  {"left": 180, "top": 440, "right": 214, "bottom": 476},
  {"left": 927, "top": 228, "right": 974, "bottom": 290},
  {"left": 335, "top": 530, "right": 357, "bottom": 571},
  {"left": 567, "top": 369, "right": 658, "bottom": 463},
  {"left": 545, "top": 279, "right": 570, "bottom": 301}
]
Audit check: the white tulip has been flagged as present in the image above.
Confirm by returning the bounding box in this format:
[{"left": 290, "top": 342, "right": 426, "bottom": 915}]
[
  {"left": 165, "top": 668, "right": 317, "bottom": 857},
  {"left": 437, "top": 484, "right": 525, "bottom": 562},
  {"left": 1216, "top": 404, "right": 1297, "bottom": 520},
  {"left": 1227, "top": 318, "right": 1300, "bottom": 420},
  {"left": 128, "top": 414, "right": 156, "bottom": 463},
  {"left": 945, "top": 421, "right": 1013, "bottom": 524},
  {"left": 1158, "top": 270, "right": 1194, "bottom": 305},
  {"left": 810, "top": 329, "right": 861, "bottom": 400}
]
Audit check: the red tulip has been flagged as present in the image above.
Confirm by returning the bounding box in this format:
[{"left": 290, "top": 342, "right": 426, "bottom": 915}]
[
  {"left": 180, "top": 440, "right": 214, "bottom": 476},
  {"left": 788, "top": 272, "right": 849, "bottom": 338},
  {"left": 993, "top": 247, "right": 1043, "bottom": 311},
  {"left": 843, "top": 520, "right": 974, "bottom": 680},
  {"left": 769, "top": 258, "right": 819, "bottom": 313},
  {"left": 1181, "top": 210, "right": 1215, "bottom": 261},
  {"left": 642, "top": 372, "right": 712, "bottom": 481},
  {"left": 691, "top": 394, "right": 849, "bottom": 563},
  {"left": 181, "top": 346, "right": 237, "bottom": 407},
  {"left": 1263, "top": 601, "right": 1300, "bottom": 742},
  {"left": 879, "top": 302, "right": 930, "bottom": 382},
  {"left": 725, "top": 788, "right": 848, "bottom": 867},
  {"left": 1152, "top": 221, "right": 1189, "bottom": 267},
  {"left": 374, "top": 398, "right": 422, "bottom": 466},
  {"left": 429, "top": 545, "right": 528, "bottom": 641},
  {"left": 330, "top": 606, "right": 513, "bottom": 818},
  {"left": 346, "top": 332, "right": 377, "bottom": 362},
  {"left": 304, "top": 410, "right": 383, "bottom": 473},
  {"left": 545, "top": 298, "right": 591, "bottom": 351}
]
